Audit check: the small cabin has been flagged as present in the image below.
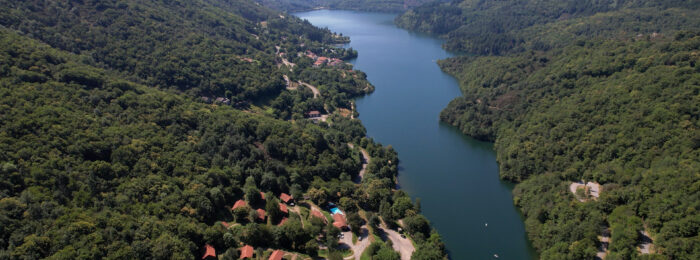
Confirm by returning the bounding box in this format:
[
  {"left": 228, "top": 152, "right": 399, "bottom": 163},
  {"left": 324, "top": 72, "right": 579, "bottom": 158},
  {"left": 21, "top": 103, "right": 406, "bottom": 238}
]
[
  {"left": 231, "top": 200, "right": 248, "bottom": 210},
  {"left": 279, "top": 203, "right": 288, "bottom": 214},
  {"left": 269, "top": 250, "right": 284, "bottom": 260},
  {"left": 256, "top": 208, "right": 266, "bottom": 222},
  {"left": 306, "top": 111, "right": 321, "bottom": 118},
  {"left": 280, "top": 193, "right": 294, "bottom": 204},
  {"left": 239, "top": 245, "right": 254, "bottom": 259},
  {"left": 202, "top": 244, "right": 216, "bottom": 260}
]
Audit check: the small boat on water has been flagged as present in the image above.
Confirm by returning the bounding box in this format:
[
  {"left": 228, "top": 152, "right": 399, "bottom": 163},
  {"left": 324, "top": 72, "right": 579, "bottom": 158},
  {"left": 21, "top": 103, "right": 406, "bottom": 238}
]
[{"left": 493, "top": 254, "right": 499, "bottom": 258}]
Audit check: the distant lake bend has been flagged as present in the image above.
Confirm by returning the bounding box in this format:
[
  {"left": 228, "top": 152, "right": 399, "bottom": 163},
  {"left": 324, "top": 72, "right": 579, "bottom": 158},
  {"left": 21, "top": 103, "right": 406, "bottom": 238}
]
[{"left": 295, "top": 10, "right": 537, "bottom": 259}]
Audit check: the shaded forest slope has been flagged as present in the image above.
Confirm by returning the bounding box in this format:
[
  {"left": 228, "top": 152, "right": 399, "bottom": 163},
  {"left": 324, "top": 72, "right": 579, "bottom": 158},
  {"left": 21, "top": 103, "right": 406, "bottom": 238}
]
[{"left": 397, "top": 0, "right": 699, "bottom": 259}]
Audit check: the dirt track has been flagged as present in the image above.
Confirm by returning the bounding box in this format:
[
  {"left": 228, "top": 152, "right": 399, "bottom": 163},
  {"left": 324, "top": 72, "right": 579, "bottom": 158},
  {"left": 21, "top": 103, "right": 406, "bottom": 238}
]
[
  {"left": 347, "top": 143, "right": 370, "bottom": 183},
  {"left": 299, "top": 81, "right": 320, "bottom": 98}
]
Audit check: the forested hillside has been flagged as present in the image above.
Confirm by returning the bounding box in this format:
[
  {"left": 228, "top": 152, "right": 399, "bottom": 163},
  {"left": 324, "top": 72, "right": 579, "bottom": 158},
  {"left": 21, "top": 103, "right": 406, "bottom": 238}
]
[
  {"left": 0, "top": 0, "right": 373, "bottom": 120},
  {"left": 397, "top": 0, "right": 699, "bottom": 259},
  {"left": 397, "top": 0, "right": 700, "bottom": 54},
  {"left": 0, "top": 0, "right": 448, "bottom": 259},
  {"left": 254, "top": 0, "right": 438, "bottom": 13}
]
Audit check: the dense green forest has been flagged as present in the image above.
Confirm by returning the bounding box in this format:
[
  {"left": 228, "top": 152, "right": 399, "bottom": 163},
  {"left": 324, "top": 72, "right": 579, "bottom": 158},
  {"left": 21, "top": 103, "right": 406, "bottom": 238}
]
[
  {"left": 0, "top": 0, "right": 448, "bottom": 259},
  {"left": 0, "top": 0, "right": 373, "bottom": 120},
  {"left": 254, "top": 0, "right": 438, "bottom": 13},
  {"left": 398, "top": 0, "right": 699, "bottom": 259},
  {"left": 397, "top": 0, "right": 700, "bottom": 55}
]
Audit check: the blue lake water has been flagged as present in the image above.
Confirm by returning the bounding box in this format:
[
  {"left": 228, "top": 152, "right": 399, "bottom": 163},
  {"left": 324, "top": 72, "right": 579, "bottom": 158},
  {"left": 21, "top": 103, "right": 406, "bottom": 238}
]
[{"left": 295, "top": 10, "right": 537, "bottom": 259}]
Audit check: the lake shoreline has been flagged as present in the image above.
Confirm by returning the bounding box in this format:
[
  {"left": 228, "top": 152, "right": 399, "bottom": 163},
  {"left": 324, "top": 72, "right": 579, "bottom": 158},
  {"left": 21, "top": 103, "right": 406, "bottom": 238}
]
[{"left": 296, "top": 10, "right": 536, "bottom": 259}]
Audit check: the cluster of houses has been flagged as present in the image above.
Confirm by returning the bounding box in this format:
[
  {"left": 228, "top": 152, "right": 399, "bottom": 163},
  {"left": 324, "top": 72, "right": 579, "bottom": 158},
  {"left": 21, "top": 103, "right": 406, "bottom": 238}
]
[
  {"left": 304, "top": 51, "right": 344, "bottom": 67},
  {"left": 230, "top": 192, "right": 293, "bottom": 224},
  {"left": 202, "top": 244, "right": 285, "bottom": 260},
  {"left": 200, "top": 194, "right": 354, "bottom": 259},
  {"left": 203, "top": 193, "right": 295, "bottom": 259}
]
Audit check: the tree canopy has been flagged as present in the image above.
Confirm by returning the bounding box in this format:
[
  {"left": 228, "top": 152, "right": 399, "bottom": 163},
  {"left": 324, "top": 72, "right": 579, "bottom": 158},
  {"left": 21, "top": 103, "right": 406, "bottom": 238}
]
[
  {"left": 397, "top": 0, "right": 700, "bottom": 259},
  {"left": 0, "top": 0, "right": 450, "bottom": 258}
]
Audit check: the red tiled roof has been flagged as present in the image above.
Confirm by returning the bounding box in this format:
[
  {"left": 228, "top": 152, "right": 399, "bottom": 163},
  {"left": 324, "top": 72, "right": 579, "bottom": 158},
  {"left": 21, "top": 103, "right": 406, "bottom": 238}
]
[
  {"left": 330, "top": 59, "right": 343, "bottom": 66},
  {"left": 221, "top": 221, "right": 230, "bottom": 228},
  {"left": 277, "top": 217, "right": 288, "bottom": 226},
  {"left": 256, "top": 208, "right": 266, "bottom": 221},
  {"left": 269, "top": 250, "right": 285, "bottom": 260},
  {"left": 202, "top": 244, "right": 216, "bottom": 259},
  {"left": 240, "top": 245, "right": 254, "bottom": 259},
  {"left": 279, "top": 203, "right": 288, "bottom": 214},
  {"left": 280, "top": 193, "right": 292, "bottom": 203},
  {"left": 333, "top": 222, "right": 346, "bottom": 229},
  {"left": 232, "top": 200, "right": 247, "bottom": 210},
  {"left": 332, "top": 213, "right": 347, "bottom": 229}
]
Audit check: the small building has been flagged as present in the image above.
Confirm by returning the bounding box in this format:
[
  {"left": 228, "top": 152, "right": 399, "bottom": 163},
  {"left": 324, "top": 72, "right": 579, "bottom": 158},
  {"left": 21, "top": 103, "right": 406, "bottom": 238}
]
[
  {"left": 202, "top": 244, "right": 216, "bottom": 260},
  {"left": 260, "top": 191, "right": 266, "bottom": 200},
  {"left": 332, "top": 213, "right": 348, "bottom": 231},
  {"left": 256, "top": 208, "right": 266, "bottom": 222},
  {"left": 306, "top": 111, "right": 321, "bottom": 118},
  {"left": 280, "top": 193, "right": 294, "bottom": 204},
  {"left": 220, "top": 221, "right": 230, "bottom": 229},
  {"left": 269, "top": 250, "right": 284, "bottom": 260},
  {"left": 279, "top": 203, "right": 288, "bottom": 214},
  {"left": 232, "top": 200, "right": 248, "bottom": 210},
  {"left": 239, "top": 245, "right": 254, "bottom": 259}
]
